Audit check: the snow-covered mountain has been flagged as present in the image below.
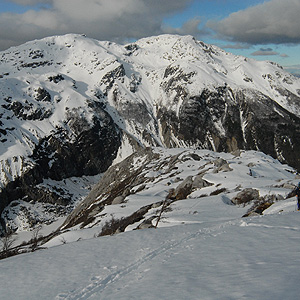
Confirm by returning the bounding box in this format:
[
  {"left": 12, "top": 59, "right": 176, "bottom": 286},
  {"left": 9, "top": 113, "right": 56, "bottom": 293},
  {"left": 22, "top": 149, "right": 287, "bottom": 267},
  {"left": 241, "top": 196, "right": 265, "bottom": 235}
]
[{"left": 1, "top": 33, "right": 300, "bottom": 234}]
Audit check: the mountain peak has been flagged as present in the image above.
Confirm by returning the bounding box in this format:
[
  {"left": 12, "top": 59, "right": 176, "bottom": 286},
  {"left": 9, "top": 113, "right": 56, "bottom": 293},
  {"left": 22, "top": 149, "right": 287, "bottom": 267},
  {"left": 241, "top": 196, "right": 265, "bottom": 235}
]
[{"left": 0, "top": 33, "right": 300, "bottom": 234}]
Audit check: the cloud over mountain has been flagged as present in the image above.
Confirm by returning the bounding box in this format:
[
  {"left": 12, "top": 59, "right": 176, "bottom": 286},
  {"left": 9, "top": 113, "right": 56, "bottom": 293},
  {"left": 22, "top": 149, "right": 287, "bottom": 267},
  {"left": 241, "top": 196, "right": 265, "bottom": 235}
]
[
  {"left": 0, "top": 0, "right": 192, "bottom": 50},
  {"left": 208, "top": 0, "right": 300, "bottom": 45},
  {"left": 162, "top": 17, "right": 208, "bottom": 37}
]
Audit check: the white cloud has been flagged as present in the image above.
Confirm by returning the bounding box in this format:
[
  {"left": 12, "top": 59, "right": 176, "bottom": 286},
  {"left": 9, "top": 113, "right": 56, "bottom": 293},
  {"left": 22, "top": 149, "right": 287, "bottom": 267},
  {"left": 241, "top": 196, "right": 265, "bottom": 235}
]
[
  {"left": 22, "top": 9, "right": 61, "bottom": 30},
  {"left": 0, "top": 0, "right": 193, "bottom": 50},
  {"left": 53, "top": 0, "right": 144, "bottom": 22},
  {"left": 207, "top": 0, "right": 300, "bottom": 45}
]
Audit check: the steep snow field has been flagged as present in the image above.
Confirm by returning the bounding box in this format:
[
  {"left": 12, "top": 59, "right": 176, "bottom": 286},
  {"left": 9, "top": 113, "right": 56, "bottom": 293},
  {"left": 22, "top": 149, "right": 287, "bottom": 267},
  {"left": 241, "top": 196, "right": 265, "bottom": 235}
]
[{"left": 1, "top": 147, "right": 300, "bottom": 299}]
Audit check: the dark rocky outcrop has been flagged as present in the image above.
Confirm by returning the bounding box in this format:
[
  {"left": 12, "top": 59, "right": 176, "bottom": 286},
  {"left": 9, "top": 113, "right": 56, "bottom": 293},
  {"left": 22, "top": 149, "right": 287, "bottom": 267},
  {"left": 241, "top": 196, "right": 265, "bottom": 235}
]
[
  {"left": 61, "top": 148, "right": 217, "bottom": 232},
  {"left": 157, "top": 85, "right": 300, "bottom": 171},
  {"left": 34, "top": 87, "right": 51, "bottom": 102},
  {"left": 62, "top": 147, "right": 159, "bottom": 230},
  {"left": 236, "top": 90, "right": 300, "bottom": 170},
  {"left": 0, "top": 106, "right": 121, "bottom": 219},
  {"left": 231, "top": 188, "right": 260, "bottom": 205},
  {"left": 167, "top": 175, "right": 213, "bottom": 200},
  {"left": 48, "top": 74, "right": 64, "bottom": 83},
  {"left": 242, "top": 193, "right": 285, "bottom": 217}
]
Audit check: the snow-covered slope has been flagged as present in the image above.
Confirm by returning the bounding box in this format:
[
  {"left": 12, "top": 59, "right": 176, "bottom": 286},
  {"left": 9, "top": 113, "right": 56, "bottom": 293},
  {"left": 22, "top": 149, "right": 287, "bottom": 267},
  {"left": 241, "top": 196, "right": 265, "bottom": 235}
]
[
  {"left": 3, "top": 146, "right": 297, "bottom": 247},
  {"left": 1, "top": 33, "right": 300, "bottom": 233},
  {"left": 1, "top": 147, "right": 300, "bottom": 300},
  {"left": 2, "top": 215, "right": 300, "bottom": 300},
  {"left": 129, "top": 35, "right": 300, "bottom": 110}
]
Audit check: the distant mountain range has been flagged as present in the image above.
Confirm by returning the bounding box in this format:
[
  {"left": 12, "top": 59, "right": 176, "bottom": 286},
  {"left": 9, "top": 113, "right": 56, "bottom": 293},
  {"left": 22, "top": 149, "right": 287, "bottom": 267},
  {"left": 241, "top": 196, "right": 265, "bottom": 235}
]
[{"left": 0, "top": 33, "right": 300, "bottom": 233}]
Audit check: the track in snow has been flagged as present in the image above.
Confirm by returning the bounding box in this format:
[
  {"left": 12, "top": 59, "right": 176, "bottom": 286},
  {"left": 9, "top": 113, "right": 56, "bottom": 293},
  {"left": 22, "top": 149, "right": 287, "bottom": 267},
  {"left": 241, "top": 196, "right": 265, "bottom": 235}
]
[{"left": 55, "top": 220, "right": 238, "bottom": 299}]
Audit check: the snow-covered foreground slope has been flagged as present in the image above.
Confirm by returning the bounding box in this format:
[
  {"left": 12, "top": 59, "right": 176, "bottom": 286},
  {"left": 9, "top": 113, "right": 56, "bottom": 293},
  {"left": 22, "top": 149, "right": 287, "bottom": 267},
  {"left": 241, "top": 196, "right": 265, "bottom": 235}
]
[
  {"left": 1, "top": 209, "right": 300, "bottom": 300},
  {"left": 1, "top": 147, "right": 300, "bottom": 299}
]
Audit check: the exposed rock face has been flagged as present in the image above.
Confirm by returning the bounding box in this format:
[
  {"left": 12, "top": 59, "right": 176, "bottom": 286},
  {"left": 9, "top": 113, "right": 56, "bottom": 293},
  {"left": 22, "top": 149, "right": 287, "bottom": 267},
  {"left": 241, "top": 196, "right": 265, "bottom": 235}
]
[
  {"left": 236, "top": 90, "right": 300, "bottom": 169},
  {"left": 213, "top": 158, "right": 233, "bottom": 173},
  {"left": 167, "top": 175, "right": 213, "bottom": 200},
  {"left": 0, "top": 107, "right": 121, "bottom": 216},
  {"left": 170, "top": 176, "right": 194, "bottom": 200},
  {"left": 157, "top": 86, "right": 244, "bottom": 151},
  {"left": 62, "top": 147, "right": 160, "bottom": 230},
  {"left": 157, "top": 86, "right": 300, "bottom": 171},
  {"left": 32, "top": 111, "right": 120, "bottom": 180}
]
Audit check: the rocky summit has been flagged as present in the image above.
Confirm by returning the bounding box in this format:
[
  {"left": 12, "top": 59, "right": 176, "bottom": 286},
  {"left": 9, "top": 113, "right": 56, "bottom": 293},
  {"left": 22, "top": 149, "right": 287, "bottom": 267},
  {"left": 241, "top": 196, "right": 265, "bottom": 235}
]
[{"left": 0, "top": 33, "right": 300, "bottom": 233}]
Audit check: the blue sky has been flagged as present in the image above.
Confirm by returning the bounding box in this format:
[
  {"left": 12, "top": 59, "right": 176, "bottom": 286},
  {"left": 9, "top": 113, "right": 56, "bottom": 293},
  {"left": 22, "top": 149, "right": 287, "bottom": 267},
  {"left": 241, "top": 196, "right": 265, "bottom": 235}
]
[{"left": 0, "top": 0, "right": 299, "bottom": 74}]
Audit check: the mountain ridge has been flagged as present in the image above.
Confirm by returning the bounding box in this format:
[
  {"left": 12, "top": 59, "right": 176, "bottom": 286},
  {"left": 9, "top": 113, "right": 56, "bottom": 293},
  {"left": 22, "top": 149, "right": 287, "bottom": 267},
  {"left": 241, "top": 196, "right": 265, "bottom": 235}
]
[{"left": 0, "top": 33, "right": 300, "bottom": 233}]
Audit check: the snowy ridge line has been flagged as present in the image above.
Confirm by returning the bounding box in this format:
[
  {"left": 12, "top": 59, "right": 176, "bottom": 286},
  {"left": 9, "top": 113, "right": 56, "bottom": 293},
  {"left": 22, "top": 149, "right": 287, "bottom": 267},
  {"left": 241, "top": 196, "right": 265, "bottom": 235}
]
[{"left": 55, "top": 219, "right": 239, "bottom": 300}]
